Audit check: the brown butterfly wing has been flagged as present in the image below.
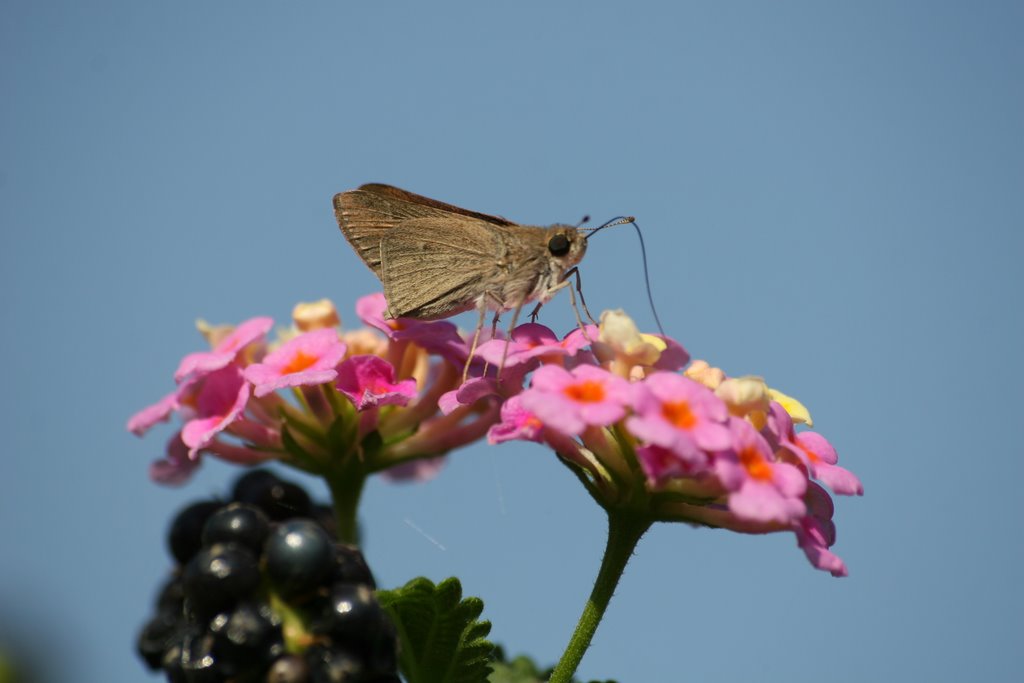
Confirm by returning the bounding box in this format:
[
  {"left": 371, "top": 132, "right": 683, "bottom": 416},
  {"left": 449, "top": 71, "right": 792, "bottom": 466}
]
[
  {"left": 333, "top": 184, "right": 515, "bottom": 277},
  {"left": 378, "top": 217, "right": 501, "bottom": 319}
]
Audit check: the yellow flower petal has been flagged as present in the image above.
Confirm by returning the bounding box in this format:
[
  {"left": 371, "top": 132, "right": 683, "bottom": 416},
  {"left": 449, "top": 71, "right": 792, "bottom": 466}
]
[
  {"left": 769, "top": 388, "right": 813, "bottom": 427},
  {"left": 716, "top": 376, "right": 771, "bottom": 417}
]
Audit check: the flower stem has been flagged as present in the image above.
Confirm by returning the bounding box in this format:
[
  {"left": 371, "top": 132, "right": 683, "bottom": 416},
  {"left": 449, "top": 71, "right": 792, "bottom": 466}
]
[
  {"left": 325, "top": 467, "right": 366, "bottom": 545},
  {"left": 548, "top": 512, "right": 651, "bottom": 683}
]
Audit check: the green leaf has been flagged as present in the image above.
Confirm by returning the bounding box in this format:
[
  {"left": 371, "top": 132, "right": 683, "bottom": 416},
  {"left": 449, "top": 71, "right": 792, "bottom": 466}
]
[
  {"left": 486, "top": 648, "right": 618, "bottom": 683},
  {"left": 378, "top": 577, "right": 494, "bottom": 683},
  {"left": 487, "top": 653, "right": 546, "bottom": 683}
]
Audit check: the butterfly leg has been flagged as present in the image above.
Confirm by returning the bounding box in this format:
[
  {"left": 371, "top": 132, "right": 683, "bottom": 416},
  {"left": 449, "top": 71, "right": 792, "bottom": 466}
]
[
  {"left": 477, "top": 309, "right": 502, "bottom": 378},
  {"left": 534, "top": 277, "right": 594, "bottom": 343},
  {"left": 563, "top": 267, "right": 598, "bottom": 325},
  {"left": 463, "top": 300, "right": 489, "bottom": 383},
  {"left": 498, "top": 300, "right": 525, "bottom": 382},
  {"left": 528, "top": 301, "right": 544, "bottom": 323}
]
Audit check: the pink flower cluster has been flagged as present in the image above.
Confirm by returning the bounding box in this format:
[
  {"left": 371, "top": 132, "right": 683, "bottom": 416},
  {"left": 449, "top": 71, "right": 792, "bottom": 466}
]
[
  {"left": 128, "top": 294, "right": 861, "bottom": 576},
  {"left": 465, "top": 310, "right": 863, "bottom": 577},
  {"left": 127, "top": 295, "right": 498, "bottom": 485}
]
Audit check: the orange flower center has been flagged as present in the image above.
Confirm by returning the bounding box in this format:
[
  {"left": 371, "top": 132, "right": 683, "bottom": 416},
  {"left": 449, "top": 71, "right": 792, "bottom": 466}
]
[
  {"left": 564, "top": 380, "right": 606, "bottom": 403},
  {"left": 661, "top": 400, "right": 696, "bottom": 429},
  {"left": 800, "top": 444, "right": 821, "bottom": 463},
  {"left": 738, "top": 445, "right": 773, "bottom": 481},
  {"left": 283, "top": 350, "right": 319, "bottom": 374}
]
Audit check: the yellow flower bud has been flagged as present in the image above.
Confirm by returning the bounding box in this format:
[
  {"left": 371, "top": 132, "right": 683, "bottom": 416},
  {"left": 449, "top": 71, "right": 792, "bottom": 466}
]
[
  {"left": 292, "top": 299, "right": 341, "bottom": 332},
  {"left": 768, "top": 388, "right": 813, "bottom": 427}
]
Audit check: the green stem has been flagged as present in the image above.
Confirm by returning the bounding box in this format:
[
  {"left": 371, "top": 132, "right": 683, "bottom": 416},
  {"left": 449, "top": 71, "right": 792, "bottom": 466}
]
[
  {"left": 548, "top": 512, "right": 651, "bottom": 683},
  {"left": 325, "top": 467, "right": 366, "bottom": 545}
]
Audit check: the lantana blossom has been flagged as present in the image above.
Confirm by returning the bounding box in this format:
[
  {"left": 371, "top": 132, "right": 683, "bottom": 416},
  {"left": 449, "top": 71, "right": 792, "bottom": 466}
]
[
  {"left": 765, "top": 401, "right": 863, "bottom": 496},
  {"left": 336, "top": 355, "right": 417, "bottom": 410},
  {"left": 174, "top": 316, "right": 273, "bottom": 383},
  {"left": 627, "top": 372, "right": 732, "bottom": 465},
  {"left": 488, "top": 395, "right": 544, "bottom": 445},
  {"left": 520, "top": 364, "right": 632, "bottom": 436},
  {"left": 716, "top": 417, "right": 807, "bottom": 524},
  {"left": 480, "top": 310, "right": 861, "bottom": 576},
  {"left": 128, "top": 296, "right": 498, "bottom": 497},
  {"left": 474, "top": 323, "right": 597, "bottom": 369},
  {"left": 130, "top": 297, "right": 861, "bottom": 576},
  {"left": 244, "top": 328, "right": 347, "bottom": 398},
  {"left": 179, "top": 364, "right": 251, "bottom": 456}
]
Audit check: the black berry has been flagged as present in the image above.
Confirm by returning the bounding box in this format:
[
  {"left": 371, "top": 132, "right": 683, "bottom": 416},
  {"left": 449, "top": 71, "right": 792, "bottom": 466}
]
[
  {"left": 264, "top": 520, "right": 334, "bottom": 599},
  {"left": 168, "top": 500, "right": 221, "bottom": 565},
  {"left": 331, "top": 545, "right": 376, "bottom": 589},
  {"left": 201, "top": 502, "right": 271, "bottom": 556},
  {"left": 182, "top": 543, "right": 261, "bottom": 619},
  {"left": 209, "top": 601, "right": 283, "bottom": 678},
  {"left": 233, "top": 470, "right": 312, "bottom": 521}
]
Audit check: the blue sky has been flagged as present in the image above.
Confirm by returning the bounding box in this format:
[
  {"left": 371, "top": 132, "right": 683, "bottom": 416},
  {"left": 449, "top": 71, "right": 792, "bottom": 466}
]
[{"left": 2, "top": 1, "right": 1022, "bottom": 681}]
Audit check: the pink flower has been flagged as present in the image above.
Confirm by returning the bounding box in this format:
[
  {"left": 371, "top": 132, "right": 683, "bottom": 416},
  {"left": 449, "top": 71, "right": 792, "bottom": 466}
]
[
  {"left": 488, "top": 395, "right": 544, "bottom": 444},
  {"left": 765, "top": 402, "right": 863, "bottom": 496},
  {"left": 149, "top": 432, "right": 200, "bottom": 486},
  {"left": 356, "top": 293, "right": 469, "bottom": 366},
  {"left": 336, "top": 355, "right": 417, "bottom": 410},
  {"left": 519, "top": 365, "right": 631, "bottom": 436},
  {"left": 180, "top": 365, "right": 250, "bottom": 455},
  {"left": 475, "top": 323, "right": 598, "bottom": 369},
  {"left": 636, "top": 443, "right": 709, "bottom": 484},
  {"left": 127, "top": 390, "right": 179, "bottom": 436},
  {"left": 626, "top": 372, "right": 732, "bottom": 464},
  {"left": 560, "top": 325, "right": 600, "bottom": 356},
  {"left": 794, "top": 482, "right": 848, "bottom": 577},
  {"left": 243, "top": 328, "right": 347, "bottom": 398},
  {"left": 355, "top": 293, "right": 399, "bottom": 336},
  {"left": 651, "top": 336, "right": 690, "bottom": 372},
  {"left": 791, "top": 431, "right": 863, "bottom": 496},
  {"left": 439, "top": 378, "right": 499, "bottom": 415},
  {"left": 718, "top": 418, "right": 806, "bottom": 524},
  {"left": 174, "top": 316, "right": 273, "bottom": 383}
]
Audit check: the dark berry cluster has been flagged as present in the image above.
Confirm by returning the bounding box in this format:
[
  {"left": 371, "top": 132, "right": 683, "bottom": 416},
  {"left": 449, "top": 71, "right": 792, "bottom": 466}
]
[{"left": 138, "top": 470, "right": 399, "bottom": 682}]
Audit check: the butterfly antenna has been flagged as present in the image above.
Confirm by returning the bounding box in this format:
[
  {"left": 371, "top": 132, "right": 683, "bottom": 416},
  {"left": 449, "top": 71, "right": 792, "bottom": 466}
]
[
  {"left": 575, "top": 214, "right": 591, "bottom": 228},
  {"left": 583, "top": 216, "right": 666, "bottom": 337}
]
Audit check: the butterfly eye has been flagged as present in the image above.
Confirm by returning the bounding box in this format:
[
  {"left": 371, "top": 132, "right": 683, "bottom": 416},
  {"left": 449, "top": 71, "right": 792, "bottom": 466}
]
[{"left": 548, "top": 234, "right": 571, "bottom": 256}]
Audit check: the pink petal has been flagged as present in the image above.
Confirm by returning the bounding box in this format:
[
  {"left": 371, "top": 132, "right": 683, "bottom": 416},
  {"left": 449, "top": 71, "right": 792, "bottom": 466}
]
[
  {"left": 796, "top": 431, "right": 838, "bottom": 465},
  {"left": 180, "top": 366, "right": 249, "bottom": 451},
  {"left": 530, "top": 364, "right": 574, "bottom": 392},
  {"left": 652, "top": 336, "right": 690, "bottom": 371},
  {"left": 336, "top": 355, "right": 417, "bottom": 410},
  {"left": 521, "top": 391, "right": 586, "bottom": 435},
  {"left": 691, "top": 422, "right": 734, "bottom": 451},
  {"left": 127, "top": 391, "right": 178, "bottom": 436},
  {"left": 577, "top": 400, "right": 626, "bottom": 426},
  {"left": 244, "top": 329, "right": 346, "bottom": 397},
  {"left": 149, "top": 432, "right": 200, "bottom": 486},
  {"left": 355, "top": 293, "right": 394, "bottom": 335},
  {"left": 560, "top": 325, "right": 599, "bottom": 354},
  {"left": 488, "top": 395, "right": 544, "bottom": 444},
  {"left": 795, "top": 517, "right": 849, "bottom": 577},
  {"left": 439, "top": 378, "right": 499, "bottom": 415},
  {"left": 814, "top": 463, "right": 864, "bottom": 496},
  {"left": 729, "top": 480, "right": 807, "bottom": 523},
  {"left": 174, "top": 316, "right": 273, "bottom": 382}
]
